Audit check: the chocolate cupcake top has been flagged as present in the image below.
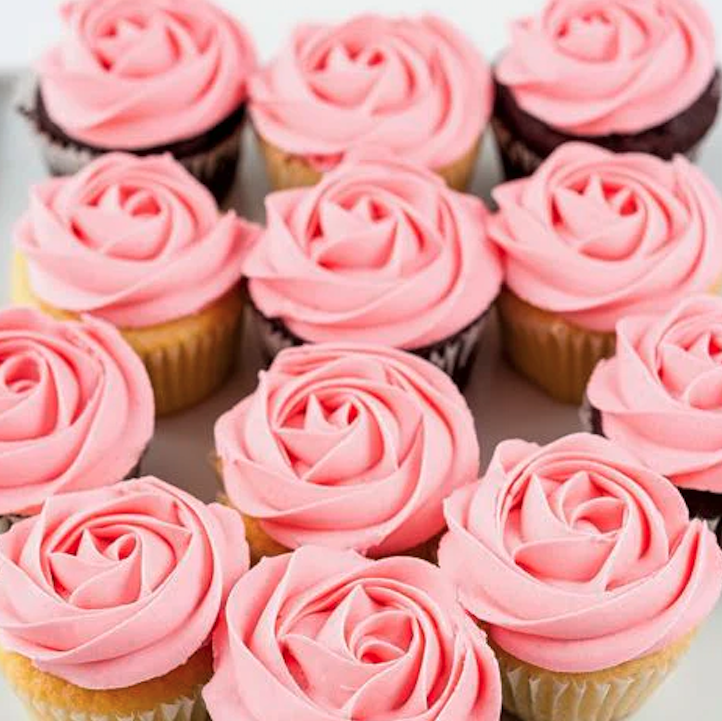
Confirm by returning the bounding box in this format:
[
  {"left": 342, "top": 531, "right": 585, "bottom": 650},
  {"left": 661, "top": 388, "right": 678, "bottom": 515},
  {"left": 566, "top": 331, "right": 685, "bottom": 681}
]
[
  {"left": 0, "top": 308, "right": 153, "bottom": 515},
  {"left": 588, "top": 294, "right": 722, "bottom": 494},
  {"left": 37, "top": 0, "right": 256, "bottom": 149},
  {"left": 215, "top": 343, "right": 479, "bottom": 556},
  {"left": 249, "top": 14, "right": 491, "bottom": 171},
  {"left": 488, "top": 142, "right": 722, "bottom": 332},
  {"left": 496, "top": 0, "right": 716, "bottom": 136},
  {"left": 14, "top": 153, "right": 259, "bottom": 328},
  {"left": 244, "top": 151, "right": 502, "bottom": 348}
]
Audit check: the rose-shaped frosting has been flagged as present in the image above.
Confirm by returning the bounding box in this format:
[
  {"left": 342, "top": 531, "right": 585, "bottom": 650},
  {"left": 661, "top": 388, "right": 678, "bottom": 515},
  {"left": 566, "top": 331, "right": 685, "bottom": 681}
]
[
  {"left": 489, "top": 142, "right": 722, "bottom": 332},
  {"left": 204, "top": 547, "right": 501, "bottom": 721},
  {"left": 38, "top": 0, "right": 256, "bottom": 148},
  {"left": 215, "top": 343, "right": 479, "bottom": 556},
  {"left": 0, "top": 308, "right": 153, "bottom": 515},
  {"left": 250, "top": 14, "right": 491, "bottom": 171},
  {"left": 14, "top": 153, "right": 258, "bottom": 328},
  {"left": 0, "top": 477, "right": 249, "bottom": 689},
  {"left": 438, "top": 433, "right": 722, "bottom": 673},
  {"left": 245, "top": 152, "right": 502, "bottom": 348},
  {"left": 588, "top": 295, "right": 722, "bottom": 493},
  {"left": 496, "top": 0, "right": 716, "bottom": 136}
]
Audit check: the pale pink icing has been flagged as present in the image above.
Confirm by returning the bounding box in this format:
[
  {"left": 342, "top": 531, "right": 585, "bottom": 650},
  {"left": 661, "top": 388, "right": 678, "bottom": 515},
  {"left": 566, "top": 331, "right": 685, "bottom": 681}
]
[
  {"left": 0, "top": 477, "right": 248, "bottom": 689},
  {"left": 14, "top": 153, "right": 259, "bottom": 328},
  {"left": 489, "top": 143, "right": 722, "bottom": 332},
  {"left": 39, "top": 0, "right": 256, "bottom": 148},
  {"left": 203, "top": 547, "right": 501, "bottom": 721},
  {"left": 250, "top": 14, "right": 491, "bottom": 170},
  {"left": 589, "top": 295, "right": 722, "bottom": 493},
  {"left": 496, "top": 0, "right": 716, "bottom": 136},
  {"left": 0, "top": 308, "right": 153, "bottom": 515},
  {"left": 438, "top": 433, "right": 722, "bottom": 673},
  {"left": 215, "top": 343, "right": 479, "bottom": 556},
  {"left": 245, "top": 152, "right": 502, "bottom": 348}
]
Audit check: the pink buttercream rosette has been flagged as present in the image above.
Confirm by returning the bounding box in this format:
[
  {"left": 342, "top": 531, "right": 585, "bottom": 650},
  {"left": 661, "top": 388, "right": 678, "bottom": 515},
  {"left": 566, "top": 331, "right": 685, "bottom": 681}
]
[
  {"left": 0, "top": 477, "right": 248, "bottom": 689},
  {"left": 439, "top": 433, "right": 722, "bottom": 673},
  {"left": 496, "top": 0, "right": 716, "bottom": 136},
  {"left": 215, "top": 343, "right": 479, "bottom": 556},
  {"left": 204, "top": 547, "right": 501, "bottom": 721}
]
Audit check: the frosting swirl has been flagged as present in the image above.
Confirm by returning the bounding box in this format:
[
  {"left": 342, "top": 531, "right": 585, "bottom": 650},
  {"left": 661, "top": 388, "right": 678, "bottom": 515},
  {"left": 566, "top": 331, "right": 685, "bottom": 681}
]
[
  {"left": 14, "top": 153, "right": 258, "bottom": 328},
  {"left": 438, "top": 433, "right": 722, "bottom": 673},
  {"left": 496, "top": 0, "right": 716, "bottom": 136},
  {"left": 250, "top": 14, "right": 491, "bottom": 170},
  {"left": 215, "top": 343, "right": 479, "bottom": 555},
  {"left": 589, "top": 295, "right": 722, "bottom": 493},
  {"left": 203, "top": 547, "right": 501, "bottom": 721},
  {"left": 38, "top": 0, "right": 256, "bottom": 148},
  {"left": 0, "top": 477, "right": 249, "bottom": 689},
  {"left": 245, "top": 152, "right": 502, "bottom": 348},
  {"left": 0, "top": 308, "right": 153, "bottom": 515},
  {"left": 489, "top": 143, "right": 722, "bottom": 332}
]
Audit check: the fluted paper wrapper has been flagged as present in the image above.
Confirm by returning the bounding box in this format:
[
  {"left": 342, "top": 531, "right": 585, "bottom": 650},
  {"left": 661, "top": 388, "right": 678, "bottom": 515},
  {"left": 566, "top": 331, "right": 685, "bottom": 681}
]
[
  {"left": 497, "top": 290, "right": 616, "bottom": 405},
  {"left": 17, "top": 689, "right": 207, "bottom": 721},
  {"left": 257, "top": 133, "right": 481, "bottom": 192},
  {"left": 495, "top": 634, "right": 693, "bottom": 721}
]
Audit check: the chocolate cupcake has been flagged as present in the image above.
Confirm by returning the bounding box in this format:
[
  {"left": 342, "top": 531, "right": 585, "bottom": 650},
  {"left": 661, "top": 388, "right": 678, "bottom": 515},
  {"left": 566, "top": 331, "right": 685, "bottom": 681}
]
[
  {"left": 493, "top": 0, "right": 720, "bottom": 179},
  {"left": 242, "top": 151, "right": 503, "bottom": 389},
  {"left": 587, "top": 295, "right": 722, "bottom": 545},
  {"left": 20, "top": 0, "right": 256, "bottom": 199}
]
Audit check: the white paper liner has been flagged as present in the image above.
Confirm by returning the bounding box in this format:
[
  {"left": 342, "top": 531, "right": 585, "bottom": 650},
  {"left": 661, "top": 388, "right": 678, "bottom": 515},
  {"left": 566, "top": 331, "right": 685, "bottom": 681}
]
[
  {"left": 498, "top": 649, "right": 684, "bottom": 721},
  {"left": 17, "top": 687, "right": 206, "bottom": 721}
]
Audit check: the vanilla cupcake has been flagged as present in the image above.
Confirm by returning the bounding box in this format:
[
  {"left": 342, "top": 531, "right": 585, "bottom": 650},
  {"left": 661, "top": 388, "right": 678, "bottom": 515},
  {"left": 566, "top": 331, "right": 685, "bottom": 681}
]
[
  {"left": 489, "top": 142, "right": 722, "bottom": 404},
  {"left": 588, "top": 294, "right": 722, "bottom": 545},
  {"left": 204, "top": 547, "right": 502, "bottom": 721},
  {"left": 244, "top": 151, "right": 502, "bottom": 387},
  {"left": 215, "top": 343, "right": 480, "bottom": 564},
  {"left": 439, "top": 433, "right": 722, "bottom": 721},
  {"left": 12, "top": 153, "right": 259, "bottom": 415},
  {"left": 0, "top": 308, "right": 153, "bottom": 533},
  {"left": 21, "top": 0, "right": 256, "bottom": 199},
  {"left": 0, "top": 477, "right": 249, "bottom": 721},
  {"left": 250, "top": 14, "right": 492, "bottom": 191},
  {"left": 493, "top": 0, "right": 720, "bottom": 179}
]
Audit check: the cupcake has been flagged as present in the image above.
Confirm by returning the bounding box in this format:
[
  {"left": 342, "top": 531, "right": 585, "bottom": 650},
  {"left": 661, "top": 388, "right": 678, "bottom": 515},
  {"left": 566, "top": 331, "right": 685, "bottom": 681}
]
[
  {"left": 438, "top": 433, "right": 722, "bottom": 721},
  {"left": 489, "top": 142, "right": 722, "bottom": 404},
  {"left": 0, "top": 307, "right": 153, "bottom": 533},
  {"left": 0, "top": 476, "right": 249, "bottom": 721},
  {"left": 493, "top": 0, "right": 720, "bottom": 179},
  {"left": 20, "top": 0, "right": 256, "bottom": 199},
  {"left": 12, "top": 152, "right": 259, "bottom": 415},
  {"left": 249, "top": 14, "right": 492, "bottom": 191},
  {"left": 587, "top": 294, "right": 722, "bottom": 545},
  {"left": 215, "top": 342, "right": 480, "bottom": 565},
  {"left": 203, "top": 546, "right": 502, "bottom": 721},
  {"left": 243, "top": 151, "right": 502, "bottom": 387}
]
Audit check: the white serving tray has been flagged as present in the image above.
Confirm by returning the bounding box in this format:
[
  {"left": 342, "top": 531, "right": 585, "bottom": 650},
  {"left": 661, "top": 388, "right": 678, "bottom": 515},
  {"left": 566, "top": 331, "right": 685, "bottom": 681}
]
[{"left": 0, "top": 74, "right": 719, "bottom": 720}]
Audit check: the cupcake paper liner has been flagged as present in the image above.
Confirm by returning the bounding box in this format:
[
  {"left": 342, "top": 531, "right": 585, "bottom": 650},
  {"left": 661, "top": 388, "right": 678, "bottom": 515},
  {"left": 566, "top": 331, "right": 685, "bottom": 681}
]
[
  {"left": 497, "top": 290, "right": 616, "bottom": 405},
  {"left": 493, "top": 633, "right": 693, "bottom": 721},
  {"left": 251, "top": 305, "right": 489, "bottom": 390}
]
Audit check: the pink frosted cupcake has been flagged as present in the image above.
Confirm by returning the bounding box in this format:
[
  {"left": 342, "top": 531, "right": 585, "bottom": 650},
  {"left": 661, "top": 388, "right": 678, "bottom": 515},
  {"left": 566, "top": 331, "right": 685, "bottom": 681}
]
[
  {"left": 493, "top": 0, "right": 720, "bottom": 179},
  {"left": 489, "top": 142, "right": 722, "bottom": 403},
  {"left": 250, "top": 14, "right": 492, "bottom": 190},
  {"left": 439, "top": 433, "right": 722, "bottom": 721},
  {"left": 243, "top": 151, "right": 503, "bottom": 387},
  {"left": 0, "top": 307, "right": 153, "bottom": 533},
  {"left": 204, "top": 546, "right": 502, "bottom": 721},
  {"left": 21, "top": 0, "right": 257, "bottom": 198},
  {"left": 12, "top": 152, "right": 259, "bottom": 414},
  {"left": 588, "top": 294, "right": 722, "bottom": 545},
  {"left": 215, "top": 342, "right": 479, "bottom": 564},
  {"left": 0, "top": 476, "right": 249, "bottom": 721}
]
